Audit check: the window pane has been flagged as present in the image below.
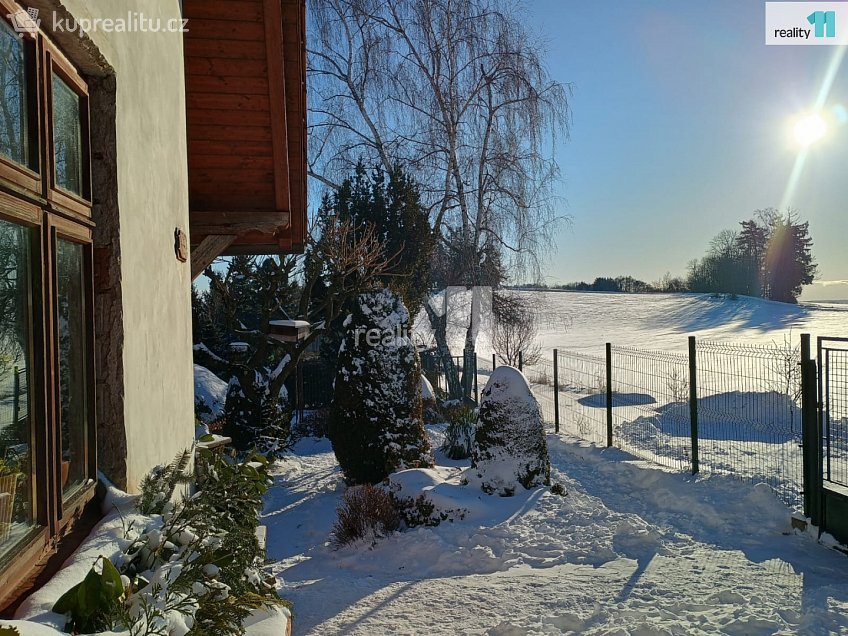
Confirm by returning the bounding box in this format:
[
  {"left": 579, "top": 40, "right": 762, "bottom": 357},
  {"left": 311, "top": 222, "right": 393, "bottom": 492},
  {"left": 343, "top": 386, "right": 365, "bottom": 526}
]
[
  {"left": 0, "top": 218, "right": 34, "bottom": 558},
  {"left": 52, "top": 74, "right": 82, "bottom": 195},
  {"left": 57, "top": 239, "right": 87, "bottom": 498},
  {"left": 0, "top": 21, "right": 28, "bottom": 165}
]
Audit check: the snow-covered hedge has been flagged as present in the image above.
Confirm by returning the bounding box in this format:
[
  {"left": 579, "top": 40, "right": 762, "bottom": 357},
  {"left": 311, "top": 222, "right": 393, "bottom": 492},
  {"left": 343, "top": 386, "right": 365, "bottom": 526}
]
[
  {"left": 471, "top": 366, "right": 550, "bottom": 495},
  {"left": 328, "top": 289, "right": 433, "bottom": 484},
  {"left": 224, "top": 373, "right": 291, "bottom": 458},
  {"left": 11, "top": 450, "right": 290, "bottom": 636}
]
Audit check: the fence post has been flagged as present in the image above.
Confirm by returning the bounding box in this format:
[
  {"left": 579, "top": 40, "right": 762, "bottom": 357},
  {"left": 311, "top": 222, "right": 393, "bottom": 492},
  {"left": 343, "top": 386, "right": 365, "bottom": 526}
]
[
  {"left": 553, "top": 349, "right": 560, "bottom": 434},
  {"left": 474, "top": 356, "right": 479, "bottom": 405},
  {"left": 12, "top": 366, "right": 19, "bottom": 426},
  {"left": 518, "top": 351, "right": 523, "bottom": 372},
  {"left": 492, "top": 353, "right": 496, "bottom": 371},
  {"left": 688, "top": 335, "right": 699, "bottom": 474},
  {"left": 800, "top": 333, "right": 821, "bottom": 526},
  {"left": 605, "top": 343, "right": 613, "bottom": 447}
]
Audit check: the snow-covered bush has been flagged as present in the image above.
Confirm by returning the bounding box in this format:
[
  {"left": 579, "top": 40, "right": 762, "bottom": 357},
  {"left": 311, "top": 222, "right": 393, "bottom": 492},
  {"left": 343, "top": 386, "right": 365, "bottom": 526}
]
[
  {"left": 328, "top": 289, "right": 433, "bottom": 484},
  {"left": 439, "top": 405, "right": 477, "bottom": 459},
  {"left": 52, "top": 449, "right": 289, "bottom": 635},
  {"left": 384, "top": 468, "right": 469, "bottom": 528},
  {"left": 224, "top": 374, "right": 291, "bottom": 459},
  {"left": 332, "top": 484, "right": 400, "bottom": 547},
  {"left": 471, "top": 366, "right": 550, "bottom": 496},
  {"left": 136, "top": 449, "right": 192, "bottom": 515}
]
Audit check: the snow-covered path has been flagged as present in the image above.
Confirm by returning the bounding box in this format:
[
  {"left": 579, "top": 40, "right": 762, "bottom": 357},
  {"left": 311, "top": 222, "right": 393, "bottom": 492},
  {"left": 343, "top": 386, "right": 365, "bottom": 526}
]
[{"left": 262, "top": 434, "right": 848, "bottom": 635}]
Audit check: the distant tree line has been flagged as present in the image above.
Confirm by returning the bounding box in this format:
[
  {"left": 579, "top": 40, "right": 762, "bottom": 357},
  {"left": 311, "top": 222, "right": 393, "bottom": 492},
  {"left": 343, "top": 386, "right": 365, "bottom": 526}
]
[
  {"left": 686, "top": 208, "right": 816, "bottom": 304},
  {"left": 523, "top": 209, "right": 817, "bottom": 305},
  {"left": 526, "top": 273, "right": 687, "bottom": 294}
]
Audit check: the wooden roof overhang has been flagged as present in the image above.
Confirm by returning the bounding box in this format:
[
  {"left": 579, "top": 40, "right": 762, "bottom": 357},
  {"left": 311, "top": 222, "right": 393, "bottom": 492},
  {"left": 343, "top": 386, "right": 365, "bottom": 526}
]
[{"left": 184, "top": 0, "right": 307, "bottom": 279}]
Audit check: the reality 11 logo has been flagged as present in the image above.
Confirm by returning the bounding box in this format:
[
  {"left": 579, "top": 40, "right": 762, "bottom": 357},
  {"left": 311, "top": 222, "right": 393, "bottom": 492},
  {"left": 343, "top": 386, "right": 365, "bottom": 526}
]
[{"left": 807, "top": 10, "right": 836, "bottom": 38}]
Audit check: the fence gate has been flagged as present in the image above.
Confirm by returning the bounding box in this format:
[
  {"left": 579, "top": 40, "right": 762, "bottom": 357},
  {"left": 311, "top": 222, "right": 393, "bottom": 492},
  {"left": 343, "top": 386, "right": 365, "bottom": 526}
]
[{"left": 816, "top": 337, "right": 848, "bottom": 544}]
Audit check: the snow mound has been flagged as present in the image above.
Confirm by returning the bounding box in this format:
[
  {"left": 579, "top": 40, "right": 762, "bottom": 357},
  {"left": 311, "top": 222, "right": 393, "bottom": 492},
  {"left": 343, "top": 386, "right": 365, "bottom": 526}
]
[
  {"left": 420, "top": 374, "right": 435, "bottom": 401},
  {"left": 193, "top": 364, "right": 227, "bottom": 423}
]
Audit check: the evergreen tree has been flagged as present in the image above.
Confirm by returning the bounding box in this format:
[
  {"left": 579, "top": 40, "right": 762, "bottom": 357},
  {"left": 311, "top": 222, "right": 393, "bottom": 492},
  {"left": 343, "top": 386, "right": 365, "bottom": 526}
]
[
  {"left": 763, "top": 213, "right": 817, "bottom": 303},
  {"left": 736, "top": 219, "right": 768, "bottom": 296},
  {"left": 687, "top": 209, "right": 816, "bottom": 303},
  {"left": 471, "top": 366, "right": 550, "bottom": 495},
  {"left": 333, "top": 161, "right": 435, "bottom": 318},
  {"left": 328, "top": 289, "right": 433, "bottom": 484}
]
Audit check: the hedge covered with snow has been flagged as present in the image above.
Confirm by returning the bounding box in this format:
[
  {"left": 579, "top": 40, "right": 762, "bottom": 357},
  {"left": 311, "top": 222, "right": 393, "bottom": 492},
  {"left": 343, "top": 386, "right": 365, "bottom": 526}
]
[
  {"left": 328, "top": 289, "right": 433, "bottom": 484},
  {"left": 471, "top": 366, "right": 550, "bottom": 495}
]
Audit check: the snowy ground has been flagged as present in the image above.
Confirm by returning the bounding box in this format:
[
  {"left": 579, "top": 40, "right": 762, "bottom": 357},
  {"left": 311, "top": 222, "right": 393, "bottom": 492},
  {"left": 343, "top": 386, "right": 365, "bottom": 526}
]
[
  {"left": 415, "top": 290, "right": 848, "bottom": 356},
  {"left": 264, "top": 431, "right": 848, "bottom": 635},
  {"left": 412, "top": 292, "right": 848, "bottom": 512}
]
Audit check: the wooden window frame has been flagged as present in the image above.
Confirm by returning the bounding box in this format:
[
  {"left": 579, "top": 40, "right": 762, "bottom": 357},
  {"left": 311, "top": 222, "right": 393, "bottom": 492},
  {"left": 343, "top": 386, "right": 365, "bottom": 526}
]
[
  {"left": 0, "top": 0, "right": 97, "bottom": 597},
  {"left": 0, "top": 8, "right": 41, "bottom": 195},
  {"left": 43, "top": 42, "right": 92, "bottom": 216}
]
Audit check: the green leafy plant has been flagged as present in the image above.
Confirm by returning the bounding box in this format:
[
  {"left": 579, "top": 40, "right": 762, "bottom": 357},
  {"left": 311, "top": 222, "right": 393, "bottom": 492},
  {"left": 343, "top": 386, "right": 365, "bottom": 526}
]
[
  {"left": 52, "top": 447, "right": 289, "bottom": 635},
  {"left": 52, "top": 556, "right": 125, "bottom": 633}
]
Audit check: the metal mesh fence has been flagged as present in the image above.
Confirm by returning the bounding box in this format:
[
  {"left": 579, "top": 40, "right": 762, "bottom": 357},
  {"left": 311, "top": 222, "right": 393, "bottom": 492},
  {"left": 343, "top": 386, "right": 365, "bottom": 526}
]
[
  {"left": 821, "top": 342, "right": 848, "bottom": 489},
  {"left": 474, "top": 338, "right": 808, "bottom": 510},
  {"left": 610, "top": 346, "right": 693, "bottom": 472},
  {"left": 341, "top": 335, "right": 819, "bottom": 511},
  {"left": 523, "top": 358, "right": 557, "bottom": 426},
  {"left": 554, "top": 351, "right": 607, "bottom": 445},
  {"left": 695, "top": 341, "right": 803, "bottom": 509}
]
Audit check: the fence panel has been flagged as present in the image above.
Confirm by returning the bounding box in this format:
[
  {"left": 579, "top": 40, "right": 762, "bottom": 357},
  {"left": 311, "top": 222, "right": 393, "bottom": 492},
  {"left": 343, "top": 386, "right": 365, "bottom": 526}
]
[
  {"left": 609, "top": 346, "right": 693, "bottom": 471},
  {"left": 821, "top": 342, "right": 848, "bottom": 489},
  {"left": 520, "top": 357, "right": 553, "bottom": 425},
  {"left": 551, "top": 351, "right": 607, "bottom": 445},
  {"left": 696, "top": 341, "right": 803, "bottom": 509}
]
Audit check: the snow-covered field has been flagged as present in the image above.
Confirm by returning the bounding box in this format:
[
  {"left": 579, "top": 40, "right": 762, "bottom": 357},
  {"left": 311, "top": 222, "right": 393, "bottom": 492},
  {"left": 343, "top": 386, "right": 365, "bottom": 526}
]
[
  {"left": 414, "top": 292, "right": 848, "bottom": 511},
  {"left": 415, "top": 290, "right": 848, "bottom": 356},
  {"left": 264, "top": 432, "right": 848, "bottom": 635}
]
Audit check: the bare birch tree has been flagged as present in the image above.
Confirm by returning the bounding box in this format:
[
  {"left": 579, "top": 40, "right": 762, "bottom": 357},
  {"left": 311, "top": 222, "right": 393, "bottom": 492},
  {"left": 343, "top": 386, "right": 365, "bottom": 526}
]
[{"left": 308, "top": 0, "right": 570, "bottom": 283}]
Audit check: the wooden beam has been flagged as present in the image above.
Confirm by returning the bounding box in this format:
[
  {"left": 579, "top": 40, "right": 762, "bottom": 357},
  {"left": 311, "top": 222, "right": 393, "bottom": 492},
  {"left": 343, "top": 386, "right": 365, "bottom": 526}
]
[
  {"left": 191, "top": 234, "right": 236, "bottom": 280},
  {"left": 190, "top": 209, "right": 291, "bottom": 237},
  {"left": 263, "top": 0, "right": 291, "bottom": 214}
]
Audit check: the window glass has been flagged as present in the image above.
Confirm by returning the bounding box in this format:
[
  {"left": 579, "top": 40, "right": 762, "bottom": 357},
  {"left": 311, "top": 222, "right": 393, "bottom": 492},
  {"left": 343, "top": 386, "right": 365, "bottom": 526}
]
[
  {"left": 0, "top": 218, "right": 34, "bottom": 557},
  {"left": 52, "top": 73, "right": 82, "bottom": 195},
  {"left": 57, "top": 239, "right": 87, "bottom": 498},
  {"left": 0, "top": 21, "right": 29, "bottom": 165}
]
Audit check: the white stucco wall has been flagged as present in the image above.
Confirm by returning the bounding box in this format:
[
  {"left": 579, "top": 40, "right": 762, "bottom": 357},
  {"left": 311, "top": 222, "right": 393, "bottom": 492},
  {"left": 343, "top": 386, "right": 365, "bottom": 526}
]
[{"left": 54, "top": 0, "right": 195, "bottom": 490}]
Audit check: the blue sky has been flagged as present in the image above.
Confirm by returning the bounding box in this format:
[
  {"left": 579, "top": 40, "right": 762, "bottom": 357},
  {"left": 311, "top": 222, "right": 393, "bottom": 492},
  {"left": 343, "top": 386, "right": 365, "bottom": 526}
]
[{"left": 527, "top": 1, "right": 848, "bottom": 300}]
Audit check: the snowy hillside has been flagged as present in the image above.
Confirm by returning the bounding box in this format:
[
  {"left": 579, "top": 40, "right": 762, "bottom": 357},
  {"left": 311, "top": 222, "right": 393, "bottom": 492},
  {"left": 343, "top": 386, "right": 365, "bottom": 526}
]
[{"left": 414, "top": 291, "right": 848, "bottom": 356}]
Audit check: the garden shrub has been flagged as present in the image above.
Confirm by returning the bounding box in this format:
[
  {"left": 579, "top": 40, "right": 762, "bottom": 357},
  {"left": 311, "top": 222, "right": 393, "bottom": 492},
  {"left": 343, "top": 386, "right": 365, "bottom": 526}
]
[
  {"left": 224, "top": 375, "right": 291, "bottom": 459},
  {"left": 471, "top": 366, "right": 551, "bottom": 496},
  {"left": 53, "top": 448, "right": 290, "bottom": 636},
  {"left": 328, "top": 289, "right": 433, "bottom": 484},
  {"left": 439, "top": 406, "right": 477, "bottom": 460},
  {"left": 331, "top": 484, "right": 400, "bottom": 547},
  {"left": 389, "top": 490, "right": 468, "bottom": 528},
  {"left": 136, "top": 449, "right": 192, "bottom": 515}
]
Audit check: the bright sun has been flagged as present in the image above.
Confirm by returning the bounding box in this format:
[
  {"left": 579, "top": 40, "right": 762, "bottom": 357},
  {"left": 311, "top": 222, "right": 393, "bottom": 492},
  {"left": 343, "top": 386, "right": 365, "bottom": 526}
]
[{"left": 793, "top": 113, "right": 828, "bottom": 147}]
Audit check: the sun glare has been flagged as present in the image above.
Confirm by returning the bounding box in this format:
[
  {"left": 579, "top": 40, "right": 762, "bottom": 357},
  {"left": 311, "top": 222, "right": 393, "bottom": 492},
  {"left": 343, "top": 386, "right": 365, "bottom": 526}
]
[{"left": 792, "top": 113, "right": 828, "bottom": 147}]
